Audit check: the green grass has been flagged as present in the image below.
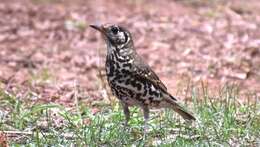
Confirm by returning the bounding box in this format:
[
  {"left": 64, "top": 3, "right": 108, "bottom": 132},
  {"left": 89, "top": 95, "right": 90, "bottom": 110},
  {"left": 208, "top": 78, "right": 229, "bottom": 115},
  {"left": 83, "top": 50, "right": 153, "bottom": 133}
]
[{"left": 0, "top": 84, "right": 259, "bottom": 146}]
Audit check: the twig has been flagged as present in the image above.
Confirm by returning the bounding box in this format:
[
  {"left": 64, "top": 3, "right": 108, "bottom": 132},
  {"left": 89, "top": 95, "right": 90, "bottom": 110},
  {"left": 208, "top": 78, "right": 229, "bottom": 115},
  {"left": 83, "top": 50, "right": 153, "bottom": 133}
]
[
  {"left": 73, "top": 80, "right": 82, "bottom": 124},
  {"left": 1, "top": 131, "right": 75, "bottom": 140}
]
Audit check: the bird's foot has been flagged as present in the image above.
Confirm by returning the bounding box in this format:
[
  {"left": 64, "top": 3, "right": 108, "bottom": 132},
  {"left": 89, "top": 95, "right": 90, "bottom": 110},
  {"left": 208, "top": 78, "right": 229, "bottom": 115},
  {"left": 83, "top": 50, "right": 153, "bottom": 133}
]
[
  {"left": 122, "top": 120, "right": 130, "bottom": 132},
  {"left": 142, "top": 121, "right": 149, "bottom": 139}
]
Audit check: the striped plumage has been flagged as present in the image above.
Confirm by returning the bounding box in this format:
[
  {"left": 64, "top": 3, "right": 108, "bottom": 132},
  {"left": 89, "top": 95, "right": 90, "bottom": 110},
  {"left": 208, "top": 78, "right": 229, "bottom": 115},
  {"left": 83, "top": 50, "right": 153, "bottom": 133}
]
[{"left": 90, "top": 24, "right": 195, "bottom": 130}]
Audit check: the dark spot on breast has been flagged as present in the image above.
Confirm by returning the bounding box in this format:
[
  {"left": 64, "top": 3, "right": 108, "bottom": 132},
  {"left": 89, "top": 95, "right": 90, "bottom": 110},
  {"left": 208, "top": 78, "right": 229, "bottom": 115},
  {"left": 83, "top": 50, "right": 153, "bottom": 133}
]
[
  {"left": 113, "top": 73, "right": 122, "bottom": 81},
  {"left": 136, "top": 93, "right": 142, "bottom": 99},
  {"left": 125, "top": 78, "right": 131, "bottom": 85},
  {"left": 136, "top": 83, "right": 142, "bottom": 91},
  {"left": 121, "top": 69, "right": 131, "bottom": 75},
  {"left": 130, "top": 80, "right": 142, "bottom": 91},
  {"left": 118, "top": 80, "right": 124, "bottom": 83},
  {"left": 115, "top": 62, "right": 120, "bottom": 68},
  {"left": 128, "top": 90, "right": 134, "bottom": 98},
  {"left": 122, "top": 63, "right": 132, "bottom": 68}
]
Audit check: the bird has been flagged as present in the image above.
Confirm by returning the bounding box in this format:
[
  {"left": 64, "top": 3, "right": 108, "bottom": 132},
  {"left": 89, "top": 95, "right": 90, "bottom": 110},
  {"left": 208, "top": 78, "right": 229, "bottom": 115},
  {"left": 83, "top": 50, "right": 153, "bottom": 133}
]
[{"left": 90, "top": 24, "right": 195, "bottom": 131}]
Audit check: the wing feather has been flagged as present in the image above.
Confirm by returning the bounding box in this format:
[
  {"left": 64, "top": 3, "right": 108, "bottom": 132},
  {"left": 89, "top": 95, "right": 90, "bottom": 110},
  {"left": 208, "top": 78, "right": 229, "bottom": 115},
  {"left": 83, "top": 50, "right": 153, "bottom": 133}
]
[{"left": 133, "top": 55, "right": 167, "bottom": 92}]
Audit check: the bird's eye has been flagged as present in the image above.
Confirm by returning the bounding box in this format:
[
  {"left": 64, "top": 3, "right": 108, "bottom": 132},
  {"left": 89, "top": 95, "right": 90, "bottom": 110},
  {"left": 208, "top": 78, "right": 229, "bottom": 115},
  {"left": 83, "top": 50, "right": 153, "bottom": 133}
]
[{"left": 111, "top": 27, "right": 119, "bottom": 34}]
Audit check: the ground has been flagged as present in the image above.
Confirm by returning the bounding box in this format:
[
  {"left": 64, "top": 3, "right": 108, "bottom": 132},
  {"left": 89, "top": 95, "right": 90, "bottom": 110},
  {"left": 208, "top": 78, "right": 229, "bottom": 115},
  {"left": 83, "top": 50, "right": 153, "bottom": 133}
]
[{"left": 0, "top": 0, "right": 259, "bottom": 146}]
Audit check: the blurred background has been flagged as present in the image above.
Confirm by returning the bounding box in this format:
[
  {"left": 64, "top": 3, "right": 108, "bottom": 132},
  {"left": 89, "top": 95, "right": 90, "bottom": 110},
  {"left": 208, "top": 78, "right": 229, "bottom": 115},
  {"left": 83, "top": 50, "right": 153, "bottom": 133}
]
[{"left": 0, "top": 0, "right": 259, "bottom": 107}]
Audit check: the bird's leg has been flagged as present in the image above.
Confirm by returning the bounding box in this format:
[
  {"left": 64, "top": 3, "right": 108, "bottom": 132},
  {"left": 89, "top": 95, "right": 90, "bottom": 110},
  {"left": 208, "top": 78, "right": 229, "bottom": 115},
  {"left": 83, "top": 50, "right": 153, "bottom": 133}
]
[
  {"left": 121, "top": 102, "right": 130, "bottom": 128},
  {"left": 142, "top": 105, "right": 150, "bottom": 135}
]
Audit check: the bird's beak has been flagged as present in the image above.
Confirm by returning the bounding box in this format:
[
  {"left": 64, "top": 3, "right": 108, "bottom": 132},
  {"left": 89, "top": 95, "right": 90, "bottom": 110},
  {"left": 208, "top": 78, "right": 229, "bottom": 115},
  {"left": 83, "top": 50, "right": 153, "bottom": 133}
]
[{"left": 89, "top": 24, "right": 106, "bottom": 34}]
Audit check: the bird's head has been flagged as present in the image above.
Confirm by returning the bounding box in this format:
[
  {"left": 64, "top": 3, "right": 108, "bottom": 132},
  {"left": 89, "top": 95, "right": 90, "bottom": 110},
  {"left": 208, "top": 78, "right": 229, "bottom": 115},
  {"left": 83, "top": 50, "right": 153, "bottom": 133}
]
[{"left": 90, "top": 24, "right": 133, "bottom": 50}]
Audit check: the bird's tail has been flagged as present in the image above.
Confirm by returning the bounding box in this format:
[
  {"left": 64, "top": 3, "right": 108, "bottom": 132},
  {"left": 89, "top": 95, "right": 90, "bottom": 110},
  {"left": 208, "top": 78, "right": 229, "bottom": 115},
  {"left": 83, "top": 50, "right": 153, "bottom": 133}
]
[
  {"left": 172, "top": 104, "right": 196, "bottom": 120},
  {"left": 165, "top": 94, "right": 196, "bottom": 121}
]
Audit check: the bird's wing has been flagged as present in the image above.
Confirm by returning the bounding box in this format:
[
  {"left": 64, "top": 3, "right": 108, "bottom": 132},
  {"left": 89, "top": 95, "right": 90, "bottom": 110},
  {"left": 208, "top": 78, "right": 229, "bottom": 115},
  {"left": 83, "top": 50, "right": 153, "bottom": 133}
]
[{"left": 133, "top": 55, "right": 167, "bottom": 92}]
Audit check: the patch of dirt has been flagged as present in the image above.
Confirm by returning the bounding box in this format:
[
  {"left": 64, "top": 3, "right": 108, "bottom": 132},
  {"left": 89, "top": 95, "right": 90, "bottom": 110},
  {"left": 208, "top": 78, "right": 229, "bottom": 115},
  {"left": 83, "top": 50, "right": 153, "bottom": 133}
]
[{"left": 0, "top": 0, "right": 259, "bottom": 106}]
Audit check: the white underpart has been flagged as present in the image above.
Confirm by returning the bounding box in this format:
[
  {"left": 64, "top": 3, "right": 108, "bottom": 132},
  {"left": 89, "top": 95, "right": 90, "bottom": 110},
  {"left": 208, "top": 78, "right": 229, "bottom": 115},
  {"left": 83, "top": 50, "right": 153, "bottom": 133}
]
[
  {"left": 118, "top": 31, "right": 125, "bottom": 40},
  {"left": 117, "top": 54, "right": 125, "bottom": 60},
  {"left": 119, "top": 32, "right": 130, "bottom": 49},
  {"left": 128, "top": 59, "right": 134, "bottom": 63},
  {"left": 116, "top": 82, "right": 143, "bottom": 93},
  {"left": 151, "top": 85, "right": 156, "bottom": 91}
]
